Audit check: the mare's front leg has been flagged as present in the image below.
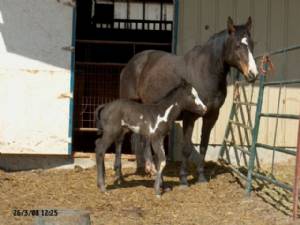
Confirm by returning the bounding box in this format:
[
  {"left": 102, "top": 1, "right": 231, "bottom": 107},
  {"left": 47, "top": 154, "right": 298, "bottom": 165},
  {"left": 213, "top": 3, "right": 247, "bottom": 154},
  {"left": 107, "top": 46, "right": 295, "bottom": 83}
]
[
  {"left": 197, "top": 110, "right": 219, "bottom": 183},
  {"left": 114, "top": 133, "right": 126, "bottom": 184},
  {"left": 179, "top": 113, "right": 198, "bottom": 186},
  {"left": 95, "top": 134, "right": 114, "bottom": 192},
  {"left": 151, "top": 138, "right": 166, "bottom": 197}
]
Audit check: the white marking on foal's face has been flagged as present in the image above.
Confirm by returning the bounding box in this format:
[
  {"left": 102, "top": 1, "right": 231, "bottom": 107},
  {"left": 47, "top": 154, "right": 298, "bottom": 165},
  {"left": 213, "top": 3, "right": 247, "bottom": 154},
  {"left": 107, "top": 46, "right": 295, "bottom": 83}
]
[
  {"left": 149, "top": 104, "right": 174, "bottom": 134},
  {"left": 121, "top": 120, "right": 140, "bottom": 133},
  {"left": 139, "top": 115, "right": 143, "bottom": 119},
  {"left": 241, "top": 37, "right": 258, "bottom": 76},
  {"left": 191, "top": 87, "right": 207, "bottom": 111}
]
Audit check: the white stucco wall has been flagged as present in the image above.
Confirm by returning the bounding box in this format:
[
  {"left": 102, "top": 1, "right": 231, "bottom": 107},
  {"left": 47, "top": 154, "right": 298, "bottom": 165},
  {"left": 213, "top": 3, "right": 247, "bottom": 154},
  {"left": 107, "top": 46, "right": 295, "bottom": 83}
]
[{"left": 0, "top": 0, "right": 73, "bottom": 154}]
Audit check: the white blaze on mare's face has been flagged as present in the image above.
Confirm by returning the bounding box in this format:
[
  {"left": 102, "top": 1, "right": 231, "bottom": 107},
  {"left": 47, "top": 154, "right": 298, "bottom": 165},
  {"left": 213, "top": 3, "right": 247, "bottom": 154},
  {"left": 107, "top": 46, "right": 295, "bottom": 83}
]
[
  {"left": 191, "top": 87, "right": 207, "bottom": 111},
  {"left": 149, "top": 104, "right": 174, "bottom": 134},
  {"left": 241, "top": 37, "right": 258, "bottom": 76},
  {"left": 121, "top": 120, "right": 140, "bottom": 133}
]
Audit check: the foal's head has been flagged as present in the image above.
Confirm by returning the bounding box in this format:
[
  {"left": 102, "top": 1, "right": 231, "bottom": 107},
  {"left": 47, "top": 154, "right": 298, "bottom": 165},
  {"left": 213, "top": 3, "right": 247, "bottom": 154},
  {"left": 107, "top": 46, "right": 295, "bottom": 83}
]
[
  {"left": 177, "top": 81, "right": 207, "bottom": 115},
  {"left": 223, "top": 16, "right": 258, "bottom": 82}
]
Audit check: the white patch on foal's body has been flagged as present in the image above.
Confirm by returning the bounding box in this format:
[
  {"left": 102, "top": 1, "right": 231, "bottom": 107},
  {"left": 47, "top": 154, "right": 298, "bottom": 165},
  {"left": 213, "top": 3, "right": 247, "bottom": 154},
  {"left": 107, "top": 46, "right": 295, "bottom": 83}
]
[
  {"left": 241, "top": 37, "right": 258, "bottom": 76},
  {"left": 139, "top": 115, "right": 144, "bottom": 120},
  {"left": 149, "top": 104, "right": 174, "bottom": 134},
  {"left": 191, "top": 87, "right": 207, "bottom": 111},
  {"left": 121, "top": 120, "right": 140, "bottom": 133}
]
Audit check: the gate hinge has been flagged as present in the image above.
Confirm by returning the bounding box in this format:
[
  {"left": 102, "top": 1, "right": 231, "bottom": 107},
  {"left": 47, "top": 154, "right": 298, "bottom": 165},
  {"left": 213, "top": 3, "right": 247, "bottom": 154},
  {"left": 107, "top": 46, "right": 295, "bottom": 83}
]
[{"left": 58, "top": 92, "right": 73, "bottom": 99}]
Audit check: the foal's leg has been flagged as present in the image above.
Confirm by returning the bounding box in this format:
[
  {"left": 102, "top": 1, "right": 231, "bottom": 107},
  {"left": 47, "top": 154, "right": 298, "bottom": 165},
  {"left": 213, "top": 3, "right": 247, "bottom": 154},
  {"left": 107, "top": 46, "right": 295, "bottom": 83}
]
[
  {"left": 179, "top": 114, "right": 198, "bottom": 186},
  {"left": 95, "top": 134, "right": 114, "bottom": 192},
  {"left": 144, "top": 140, "right": 157, "bottom": 176},
  {"left": 114, "top": 133, "right": 125, "bottom": 184},
  {"left": 151, "top": 138, "right": 166, "bottom": 196},
  {"left": 197, "top": 110, "right": 219, "bottom": 183}
]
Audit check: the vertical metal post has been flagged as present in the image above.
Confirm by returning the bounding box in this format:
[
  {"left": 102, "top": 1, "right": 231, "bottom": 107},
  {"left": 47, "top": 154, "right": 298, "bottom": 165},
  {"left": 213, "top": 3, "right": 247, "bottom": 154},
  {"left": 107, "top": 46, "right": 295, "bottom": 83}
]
[
  {"left": 68, "top": 6, "right": 77, "bottom": 155},
  {"left": 293, "top": 115, "right": 300, "bottom": 220},
  {"left": 246, "top": 73, "right": 266, "bottom": 195}
]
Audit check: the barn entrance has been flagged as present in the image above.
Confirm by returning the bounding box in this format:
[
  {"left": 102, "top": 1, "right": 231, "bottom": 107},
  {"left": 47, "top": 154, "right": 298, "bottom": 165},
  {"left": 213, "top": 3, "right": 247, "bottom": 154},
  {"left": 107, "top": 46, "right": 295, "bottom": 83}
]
[{"left": 72, "top": 0, "right": 174, "bottom": 153}]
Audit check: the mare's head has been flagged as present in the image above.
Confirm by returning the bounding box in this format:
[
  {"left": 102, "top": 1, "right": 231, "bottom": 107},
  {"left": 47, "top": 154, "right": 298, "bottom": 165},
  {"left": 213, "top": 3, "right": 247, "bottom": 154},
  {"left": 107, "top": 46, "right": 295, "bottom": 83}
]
[
  {"left": 223, "top": 17, "right": 258, "bottom": 82},
  {"left": 177, "top": 80, "right": 207, "bottom": 115}
]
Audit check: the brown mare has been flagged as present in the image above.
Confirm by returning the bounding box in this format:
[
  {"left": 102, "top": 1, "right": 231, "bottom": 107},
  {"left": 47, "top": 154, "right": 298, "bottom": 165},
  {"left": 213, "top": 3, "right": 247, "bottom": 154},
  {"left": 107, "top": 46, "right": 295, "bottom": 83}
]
[{"left": 119, "top": 17, "right": 258, "bottom": 186}]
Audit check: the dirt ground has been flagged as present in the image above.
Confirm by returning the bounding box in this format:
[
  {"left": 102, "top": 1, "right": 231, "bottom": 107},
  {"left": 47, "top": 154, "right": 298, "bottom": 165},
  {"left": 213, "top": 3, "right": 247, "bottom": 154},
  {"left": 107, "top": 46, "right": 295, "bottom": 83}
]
[{"left": 0, "top": 160, "right": 298, "bottom": 225}]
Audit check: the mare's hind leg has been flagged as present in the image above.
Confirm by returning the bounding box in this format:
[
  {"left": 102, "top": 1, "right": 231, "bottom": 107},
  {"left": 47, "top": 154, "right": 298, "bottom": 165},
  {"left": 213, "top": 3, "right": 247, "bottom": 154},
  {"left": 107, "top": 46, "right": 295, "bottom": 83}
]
[
  {"left": 151, "top": 138, "right": 166, "bottom": 197},
  {"left": 114, "top": 132, "right": 126, "bottom": 184},
  {"left": 179, "top": 113, "right": 197, "bottom": 187},
  {"left": 95, "top": 134, "right": 114, "bottom": 192}
]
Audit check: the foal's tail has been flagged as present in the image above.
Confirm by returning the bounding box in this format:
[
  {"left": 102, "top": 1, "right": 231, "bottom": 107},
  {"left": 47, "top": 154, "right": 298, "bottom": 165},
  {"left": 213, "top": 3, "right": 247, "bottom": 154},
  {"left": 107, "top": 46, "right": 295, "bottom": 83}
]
[{"left": 94, "top": 104, "right": 105, "bottom": 135}]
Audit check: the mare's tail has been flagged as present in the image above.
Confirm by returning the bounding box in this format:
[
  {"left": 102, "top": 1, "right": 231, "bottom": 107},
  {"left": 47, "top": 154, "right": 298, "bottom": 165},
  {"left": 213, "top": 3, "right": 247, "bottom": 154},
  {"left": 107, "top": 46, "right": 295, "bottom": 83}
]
[{"left": 94, "top": 104, "right": 106, "bottom": 135}]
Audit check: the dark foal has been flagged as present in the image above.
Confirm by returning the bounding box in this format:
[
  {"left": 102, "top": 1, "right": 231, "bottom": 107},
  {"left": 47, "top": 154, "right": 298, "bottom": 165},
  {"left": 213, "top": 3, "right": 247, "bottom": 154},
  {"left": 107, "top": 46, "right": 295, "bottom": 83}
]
[{"left": 94, "top": 82, "right": 207, "bottom": 196}]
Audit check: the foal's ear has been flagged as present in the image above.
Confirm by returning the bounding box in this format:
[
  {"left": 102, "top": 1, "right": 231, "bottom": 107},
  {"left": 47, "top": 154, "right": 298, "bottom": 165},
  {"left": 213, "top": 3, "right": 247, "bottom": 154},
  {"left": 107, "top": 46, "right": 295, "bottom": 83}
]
[
  {"left": 227, "top": 16, "right": 235, "bottom": 34},
  {"left": 245, "top": 16, "right": 252, "bottom": 32}
]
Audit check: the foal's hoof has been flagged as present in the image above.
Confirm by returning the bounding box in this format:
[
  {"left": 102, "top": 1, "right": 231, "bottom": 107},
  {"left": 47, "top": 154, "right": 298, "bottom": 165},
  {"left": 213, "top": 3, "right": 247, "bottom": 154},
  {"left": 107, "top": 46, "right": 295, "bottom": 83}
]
[
  {"left": 98, "top": 185, "right": 107, "bottom": 192},
  {"left": 155, "top": 194, "right": 162, "bottom": 199}
]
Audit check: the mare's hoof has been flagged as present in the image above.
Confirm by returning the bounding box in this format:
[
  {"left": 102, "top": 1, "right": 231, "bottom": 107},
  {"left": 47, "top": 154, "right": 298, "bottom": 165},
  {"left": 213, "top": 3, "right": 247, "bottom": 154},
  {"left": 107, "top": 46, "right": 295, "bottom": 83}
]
[
  {"left": 162, "top": 185, "right": 172, "bottom": 192},
  {"left": 196, "top": 175, "right": 208, "bottom": 184},
  {"left": 179, "top": 176, "right": 189, "bottom": 187},
  {"left": 179, "top": 184, "right": 189, "bottom": 190}
]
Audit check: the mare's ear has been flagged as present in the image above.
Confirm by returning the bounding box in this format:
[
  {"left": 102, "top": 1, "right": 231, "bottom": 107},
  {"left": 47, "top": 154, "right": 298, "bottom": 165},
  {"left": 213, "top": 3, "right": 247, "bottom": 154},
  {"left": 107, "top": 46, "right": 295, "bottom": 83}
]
[
  {"left": 245, "top": 16, "right": 252, "bottom": 32},
  {"left": 227, "top": 16, "right": 236, "bottom": 34}
]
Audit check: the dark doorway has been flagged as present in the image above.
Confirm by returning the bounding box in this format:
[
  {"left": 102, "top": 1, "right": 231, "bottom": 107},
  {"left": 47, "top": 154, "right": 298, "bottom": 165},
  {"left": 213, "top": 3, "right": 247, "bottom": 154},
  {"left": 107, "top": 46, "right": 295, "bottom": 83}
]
[{"left": 72, "top": 0, "right": 174, "bottom": 153}]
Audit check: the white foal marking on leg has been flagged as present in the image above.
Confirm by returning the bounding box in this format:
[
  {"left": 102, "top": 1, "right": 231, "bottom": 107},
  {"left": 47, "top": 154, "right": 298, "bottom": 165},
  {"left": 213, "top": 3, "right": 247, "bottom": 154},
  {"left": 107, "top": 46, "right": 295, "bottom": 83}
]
[
  {"left": 159, "top": 160, "right": 166, "bottom": 173},
  {"left": 121, "top": 120, "right": 140, "bottom": 133},
  {"left": 191, "top": 87, "right": 207, "bottom": 111},
  {"left": 241, "top": 37, "right": 258, "bottom": 76},
  {"left": 139, "top": 115, "right": 143, "bottom": 119},
  {"left": 149, "top": 104, "right": 174, "bottom": 134}
]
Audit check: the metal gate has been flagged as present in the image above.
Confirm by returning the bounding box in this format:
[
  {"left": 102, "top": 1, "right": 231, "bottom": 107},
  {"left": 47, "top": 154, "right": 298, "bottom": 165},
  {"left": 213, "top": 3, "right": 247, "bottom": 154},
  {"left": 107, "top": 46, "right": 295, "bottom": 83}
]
[{"left": 219, "top": 45, "right": 300, "bottom": 218}]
